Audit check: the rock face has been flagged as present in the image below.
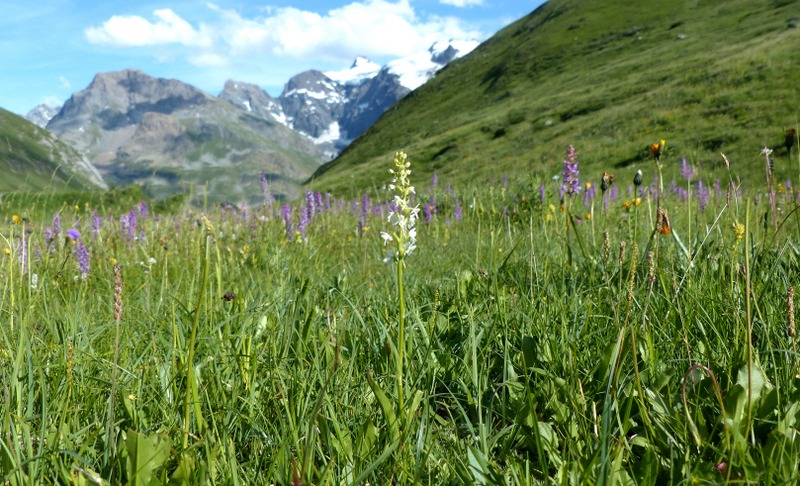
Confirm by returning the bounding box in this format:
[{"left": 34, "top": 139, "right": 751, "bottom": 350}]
[
  {"left": 47, "top": 69, "right": 325, "bottom": 202},
  {"left": 219, "top": 41, "right": 478, "bottom": 157},
  {"left": 26, "top": 103, "right": 61, "bottom": 128}
]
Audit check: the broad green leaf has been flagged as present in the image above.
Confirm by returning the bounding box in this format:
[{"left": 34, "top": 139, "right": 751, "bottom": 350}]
[{"left": 125, "top": 429, "right": 172, "bottom": 486}]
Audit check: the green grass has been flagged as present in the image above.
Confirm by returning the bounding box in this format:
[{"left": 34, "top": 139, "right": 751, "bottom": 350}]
[
  {"left": 308, "top": 0, "right": 800, "bottom": 198},
  {"left": 3, "top": 148, "right": 800, "bottom": 483},
  {"left": 0, "top": 108, "right": 101, "bottom": 193}
]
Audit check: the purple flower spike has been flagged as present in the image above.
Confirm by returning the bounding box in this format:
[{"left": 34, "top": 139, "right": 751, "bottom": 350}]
[
  {"left": 561, "top": 145, "right": 580, "bottom": 197},
  {"left": 680, "top": 157, "right": 694, "bottom": 181},
  {"left": 75, "top": 241, "right": 90, "bottom": 278}
]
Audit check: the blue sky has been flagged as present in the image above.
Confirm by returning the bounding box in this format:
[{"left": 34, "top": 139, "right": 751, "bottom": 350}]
[{"left": 0, "top": 0, "right": 545, "bottom": 116}]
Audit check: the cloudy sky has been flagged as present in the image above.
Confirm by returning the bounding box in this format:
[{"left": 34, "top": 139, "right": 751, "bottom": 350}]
[{"left": 0, "top": 0, "right": 545, "bottom": 116}]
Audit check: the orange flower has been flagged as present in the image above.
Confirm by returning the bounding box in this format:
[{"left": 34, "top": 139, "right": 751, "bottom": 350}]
[{"left": 650, "top": 143, "right": 661, "bottom": 159}]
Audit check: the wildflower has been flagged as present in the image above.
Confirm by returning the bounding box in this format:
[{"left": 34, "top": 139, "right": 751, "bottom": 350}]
[
  {"left": 453, "top": 198, "right": 463, "bottom": 222},
  {"left": 66, "top": 228, "right": 81, "bottom": 243},
  {"left": 650, "top": 143, "right": 661, "bottom": 159},
  {"left": 304, "top": 190, "right": 316, "bottom": 223},
  {"left": 650, "top": 139, "right": 665, "bottom": 160},
  {"left": 423, "top": 196, "right": 436, "bottom": 224},
  {"left": 30, "top": 273, "right": 38, "bottom": 290},
  {"left": 75, "top": 241, "right": 90, "bottom": 279},
  {"left": 585, "top": 212, "right": 591, "bottom": 220},
  {"left": 633, "top": 197, "right": 642, "bottom": 207},
  {"left": 138, "top": 200, "right": 148, "bottom": 219},
  {"left": 297, "top": 205, "right": 309, "bottom": 240},
  {"left": 733, "top": 221, "right": 745, "bottom": 245},
  {"left": 381, "top": 151, "right": 420, "bottom": 264},
  {"left": 53, "top": 212, "right": 61, "bottom": 237},
  {"left": 538, "top": 183, "right": 546, "bottom": 204},
  {"left": 12, "top": 215, "right": 21, "bottom": 225},
  {"left": 633, "top": 170, "right": 643, "bottom": 188},
  {"left": 680, "top": 157, "right": 694, "bottom": 181},
  {"left": 92, "top": 211, "right": 101, "bottom": 239},
  {"left": 697, "top": 180, "right": 710, "bottom": 211},
  {"left": 280, "top": 205, "right": 293, "bottom": 239},
  {"left": 561, "top": 145, "right": 580, "bottom": 197},
  {"left": 431, "top": 172, "right": 438, "bottom": 188}
]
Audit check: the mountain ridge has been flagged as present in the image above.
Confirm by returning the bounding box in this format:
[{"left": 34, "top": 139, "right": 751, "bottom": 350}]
[
  {"left": 306, "top": 0, "right": 800, "bottom": 197},
  {"left": 46, "top": 69, "right": 324, "bottom": 202}
]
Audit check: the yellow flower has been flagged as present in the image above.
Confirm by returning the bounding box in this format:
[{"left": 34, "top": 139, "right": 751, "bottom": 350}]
[
  {"left": 584, "top": 182, "right": 592, "bottom": 190},
  {"left": 623, "top": 201, "right": 631, "bottom": 209},
  {"left": 733, "top": 221, "right": 745, "bottom": 244},
  {"left": 74, "top": 205, "right": 80, "bottom": 211},
  {"left": 127, "top": 394, "right": 137, "bottom": 402},
  {"left": 585, "top": 213, "right": 592, "bottom": 220},
  {"left": 4, "top": 248, "right": 11, "bottom": 255},
  {"left": 634, "top": 197, "right": 642, "bottom": 206},
  {"left": 243, "top": 244, "right": 250, "bottom": 254},
  {"left": 11, "top": 215, "right": 21, "bottom": 225}
]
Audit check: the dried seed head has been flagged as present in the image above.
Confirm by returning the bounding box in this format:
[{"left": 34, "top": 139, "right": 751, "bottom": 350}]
[
  {"left": 603, "top": 231, "right": 611, "bottom": 266},
  {"left": 656, "top": 208, "right": 671, "bottom": 235},
  {"left": 66, "top": 341, "right": 74, "bottom": 384},
  {"left": 618, "top": 240, "right": 627, "bottom": 267},
  {"left": 647, "top": 251, "right": 656, "bottom": 287},
  {"left": 627, "top": 243, "right": 639, "bottom": 305}
]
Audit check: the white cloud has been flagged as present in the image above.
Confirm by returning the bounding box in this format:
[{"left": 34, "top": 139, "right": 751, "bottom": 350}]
[
  {"left": 439, "top": 0, "right": 485, "bottom": 6},
  {"left": 85, "top": 1, "right": 485, "bottom": 67},
  {"left": 85, "top": 9, "right": 212, "bottom": 48},
  {"left": 58, "top": 75, "right": 71, "bottom": 89}
]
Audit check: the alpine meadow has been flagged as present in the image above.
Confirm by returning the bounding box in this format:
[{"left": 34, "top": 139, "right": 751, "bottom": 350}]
[{"left": 3, "top": 0, "right": 800, "bottom": 484}]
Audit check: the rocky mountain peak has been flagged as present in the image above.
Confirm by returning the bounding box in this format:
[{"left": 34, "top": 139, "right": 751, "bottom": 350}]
[
  {"left": 219, "top": 80, "right": 283, "bottom": 122},
  {"left": 26, "top": 103, "right": 61, "bottom": 127}
]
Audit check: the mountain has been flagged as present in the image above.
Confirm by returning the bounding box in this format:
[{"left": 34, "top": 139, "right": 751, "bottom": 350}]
[
  {"left": 0, "top": 107, "right": 106, "bottom": 192},
  {"left": 47, "top": 69, "right": 324, "bottom": 202},
  {"left": 220, "top": 41, "right": 479, "bottom": 157},
  {"left": 307, "top": 0, "right": 800, "bottom": 196},
  {"left": 26, "top": 103, "right": 61, "bottom": 128}
]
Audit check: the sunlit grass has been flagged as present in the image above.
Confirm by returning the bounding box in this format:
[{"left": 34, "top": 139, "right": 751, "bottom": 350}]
[{"left": 2, "top": 149, "right": 800, "bottom": 483}]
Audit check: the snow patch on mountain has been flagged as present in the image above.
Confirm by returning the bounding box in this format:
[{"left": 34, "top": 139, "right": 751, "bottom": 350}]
[
  {"left": 324, "top": 56, "right": 382, "bottom": 85},
  {"left": 387, "top": 40, "right": 480, "bottom": 90}
]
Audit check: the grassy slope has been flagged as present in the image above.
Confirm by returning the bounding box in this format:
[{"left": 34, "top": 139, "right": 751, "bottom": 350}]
[
  {"left": 308, "top": 0, "right": 800, "bottom": 197},
  {"left": 0, "top": 108, "right": 99, "bottom": 193}
]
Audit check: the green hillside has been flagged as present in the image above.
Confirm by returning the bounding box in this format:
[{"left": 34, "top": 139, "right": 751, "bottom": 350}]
[
  {"left": 0, "top": 108, "right": 105, "bottom": 193},
  {"left": 308, "top": 0, "right": 800, "bottom": 196}
]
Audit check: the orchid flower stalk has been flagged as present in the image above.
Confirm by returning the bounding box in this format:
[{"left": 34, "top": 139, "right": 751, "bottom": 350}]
[{"left": 380, "top": 151, "right": 419, "bottom": 411}]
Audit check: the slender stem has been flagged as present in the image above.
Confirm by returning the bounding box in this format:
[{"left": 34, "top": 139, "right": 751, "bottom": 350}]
[
  {"left": 396, "top": 259, "right": 405, "bottom": 413},
  {"left": 743, "top": 199, "right": 753, "bottom": 440},
  {"left": 183, "top": 234, "right": 210, "bottom": 450}
]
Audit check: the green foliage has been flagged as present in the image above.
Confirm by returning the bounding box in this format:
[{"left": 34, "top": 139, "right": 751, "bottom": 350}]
[
  {"left": 0, "top": 108, "right": 102, "bottom": 192},
  {"left": 3, "top": 149, "right": 800, "bottom": 483},
  {"left": 308, "top": 0, "right": 800, "bottom": 198}
]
